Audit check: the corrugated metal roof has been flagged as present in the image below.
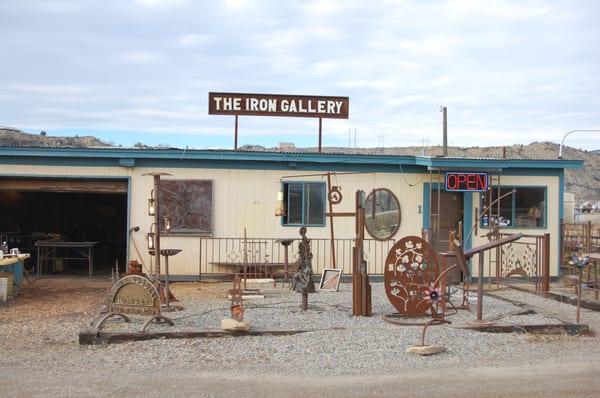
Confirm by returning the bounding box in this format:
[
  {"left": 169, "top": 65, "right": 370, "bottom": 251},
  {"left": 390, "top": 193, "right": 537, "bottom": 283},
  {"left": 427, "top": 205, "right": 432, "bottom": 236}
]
[{"left": 0, "top": 144, "right": 573, "bottom": 161}]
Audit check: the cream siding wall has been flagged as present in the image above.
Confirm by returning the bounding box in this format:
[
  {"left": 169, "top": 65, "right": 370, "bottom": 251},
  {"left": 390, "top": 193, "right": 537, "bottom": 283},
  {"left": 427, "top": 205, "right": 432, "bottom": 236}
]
[
  {"left": 133, "top": 168, "right": 426, "bottom": 276},
  {"left": 1, "top": 164, "right": 562, "bottom": 277}
]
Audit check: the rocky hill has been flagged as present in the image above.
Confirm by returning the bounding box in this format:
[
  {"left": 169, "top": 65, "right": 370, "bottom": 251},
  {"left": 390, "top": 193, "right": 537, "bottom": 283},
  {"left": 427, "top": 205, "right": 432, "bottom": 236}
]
[
  {"left": 0, "top": 127, "right": 109, "bottom": 148},
  {"left": 1, "top": 128, "right": 598, "bottom": 200}
]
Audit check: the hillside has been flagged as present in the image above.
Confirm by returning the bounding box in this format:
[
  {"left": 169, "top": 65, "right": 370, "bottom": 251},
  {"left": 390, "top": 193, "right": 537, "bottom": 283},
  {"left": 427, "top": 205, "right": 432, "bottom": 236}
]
[
  {"left": 0, "top": 127, "right": 109, "bottom": 148},
  {"left": 1, "top": 128, "right": 598, "bottom": 200}
]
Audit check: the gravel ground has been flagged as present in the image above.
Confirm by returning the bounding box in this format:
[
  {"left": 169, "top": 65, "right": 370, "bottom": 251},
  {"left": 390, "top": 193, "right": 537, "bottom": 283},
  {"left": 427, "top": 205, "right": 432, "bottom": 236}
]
[{"left": 1, "top": 278, "right": 600, "bottom": 397}]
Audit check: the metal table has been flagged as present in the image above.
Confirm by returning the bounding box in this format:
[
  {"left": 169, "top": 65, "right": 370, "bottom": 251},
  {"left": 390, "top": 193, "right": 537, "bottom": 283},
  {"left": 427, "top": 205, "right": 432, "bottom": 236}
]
[
  {"left": 0, "top": 253, "right": 30, "bottom": 290},
  {"left": 35, "top": 241, "right": 98, "bottom": 277}
]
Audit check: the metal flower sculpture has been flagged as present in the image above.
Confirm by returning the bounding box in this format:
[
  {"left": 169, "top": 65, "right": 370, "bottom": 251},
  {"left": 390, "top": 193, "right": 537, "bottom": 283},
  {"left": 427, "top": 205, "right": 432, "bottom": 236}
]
[
  {"left": 570, "top": 252, "right": 590, "bottom": 269},
  {"left": 424, "top": 285, "right": 442, "bottom": 304},
  {"left": 384, "top": 236, "right": 440, "bottom": 316}
]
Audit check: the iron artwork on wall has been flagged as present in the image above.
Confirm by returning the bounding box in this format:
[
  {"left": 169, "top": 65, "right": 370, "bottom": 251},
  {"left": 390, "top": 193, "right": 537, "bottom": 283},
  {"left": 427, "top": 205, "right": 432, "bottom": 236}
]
[
  {"left": 159, "top": 179, "right": 213, "bottom": 234},
  {"left": 364, "top": 188, "right": 401, "bottom": 241}
]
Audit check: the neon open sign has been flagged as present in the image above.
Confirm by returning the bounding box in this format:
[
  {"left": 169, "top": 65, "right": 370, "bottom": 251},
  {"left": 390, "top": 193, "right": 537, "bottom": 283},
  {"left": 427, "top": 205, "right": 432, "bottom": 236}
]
[{"left": 445, "top": 172, "right": 488, "bottom": 192}]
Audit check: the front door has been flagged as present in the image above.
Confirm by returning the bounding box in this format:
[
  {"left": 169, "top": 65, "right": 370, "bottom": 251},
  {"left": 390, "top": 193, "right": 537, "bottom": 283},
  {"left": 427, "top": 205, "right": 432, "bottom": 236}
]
[{"left": 430, "top": 191, "right": 463, "bottom": 253}]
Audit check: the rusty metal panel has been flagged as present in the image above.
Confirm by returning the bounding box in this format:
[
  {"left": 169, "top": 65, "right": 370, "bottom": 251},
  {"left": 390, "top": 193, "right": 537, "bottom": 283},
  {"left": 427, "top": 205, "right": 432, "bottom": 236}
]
[
  {"left": 159, "top": 179, "right": 213, "bottom": 234},
  {"left": 384, "top": 236, "right": 439, "bottom": 316},
  {"left": 208, "top": 92, "right": 349, "bottom": 119}
]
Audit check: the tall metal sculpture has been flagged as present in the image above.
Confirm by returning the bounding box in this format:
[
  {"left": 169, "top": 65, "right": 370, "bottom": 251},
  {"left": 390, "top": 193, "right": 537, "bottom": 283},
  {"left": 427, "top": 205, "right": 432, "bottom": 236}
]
[{"left": 291, "top": 227, "right": 315, "bottom": 310}]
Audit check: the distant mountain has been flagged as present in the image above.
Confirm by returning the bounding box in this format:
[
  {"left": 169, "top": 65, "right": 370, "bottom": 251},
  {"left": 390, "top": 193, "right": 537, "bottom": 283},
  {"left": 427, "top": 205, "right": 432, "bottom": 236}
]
[
  {"left": 1, "top": 128, "right": 598, "bottom": 201},
  {"left": 0, "top": 127, "right": 111, "bottom": 148}
]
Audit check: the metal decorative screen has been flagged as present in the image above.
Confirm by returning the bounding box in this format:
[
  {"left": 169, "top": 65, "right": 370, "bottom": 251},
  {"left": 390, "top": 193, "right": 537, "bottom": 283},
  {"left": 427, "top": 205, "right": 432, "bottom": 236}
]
[{"left": 159, "top": 179, "right": 213, "bottom": 234}]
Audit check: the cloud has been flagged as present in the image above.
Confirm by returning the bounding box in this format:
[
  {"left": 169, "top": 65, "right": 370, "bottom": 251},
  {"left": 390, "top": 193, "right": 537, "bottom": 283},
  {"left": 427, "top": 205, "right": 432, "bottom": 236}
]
[
  {"left": 177, "top": 33, "right": 211, "bottom": 47},
  {"left": 133, "top": 0, "right": 188, "bottom": 9},
  {"left": 120, "top": 51, "right": 161, "bottom": 64},
  {"left": 0, "top": 0, "right": 598, "bottom": 150},
  {"left": 8, "top": 84, "right": 87, "bottom": 94}
]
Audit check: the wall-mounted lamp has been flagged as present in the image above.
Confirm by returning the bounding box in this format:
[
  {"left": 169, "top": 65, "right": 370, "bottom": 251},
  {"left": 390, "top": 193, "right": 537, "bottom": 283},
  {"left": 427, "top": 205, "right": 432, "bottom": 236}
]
[
  {"left": 275, "top": 191, "right": 286, "bottom": 217},
  {"left": 147, "top": 223, "right": 156, "bottom": 250},
  {"left": 148, "top": 190, "right": 156, "bottom": 216},
  {"left": 164, "top": 217, "right": 171, "bottom": 232}
]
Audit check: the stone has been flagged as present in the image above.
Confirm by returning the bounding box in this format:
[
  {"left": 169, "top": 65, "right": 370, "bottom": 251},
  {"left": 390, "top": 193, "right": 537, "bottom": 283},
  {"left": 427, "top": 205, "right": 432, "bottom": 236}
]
[
  {"left": 406, "top": 345, "right": 446, "bottom": 355},
  {"left": 221, "top": 318, "right": 251, "bottom": 332}
]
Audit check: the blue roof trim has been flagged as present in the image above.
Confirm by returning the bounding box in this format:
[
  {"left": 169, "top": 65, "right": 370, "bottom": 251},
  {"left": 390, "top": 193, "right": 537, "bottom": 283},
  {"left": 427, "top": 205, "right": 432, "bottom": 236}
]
[
  {"left": 415, "top": 156, "right": 583, "bottom": 170},
  {"left": 0, "top": 147, "right": 583, "bottom": 171}
]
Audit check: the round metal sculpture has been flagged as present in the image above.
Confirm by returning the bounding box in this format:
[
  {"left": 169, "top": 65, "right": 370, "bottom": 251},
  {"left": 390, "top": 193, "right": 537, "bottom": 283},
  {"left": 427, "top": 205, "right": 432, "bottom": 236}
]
[
  {"left": 328, "top": 186, "right": 343, "bottom": 204},
  {"left": 384, "top": 236, "right": 440, "bottom": 316},
  {"left": 364, "top": 188, "right": 400, "bottom": 241}
]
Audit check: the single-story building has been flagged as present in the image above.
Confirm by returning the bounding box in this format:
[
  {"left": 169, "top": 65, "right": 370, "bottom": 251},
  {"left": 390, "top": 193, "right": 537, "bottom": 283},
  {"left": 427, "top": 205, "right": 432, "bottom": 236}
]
[{"left": 0, "top": 146, "right": 583, "bottom": 281}]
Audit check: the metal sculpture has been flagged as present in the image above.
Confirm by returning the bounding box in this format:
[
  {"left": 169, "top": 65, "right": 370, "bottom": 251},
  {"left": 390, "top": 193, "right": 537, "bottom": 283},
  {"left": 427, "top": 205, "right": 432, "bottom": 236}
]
[
  {"left": 384, "top": 236, "right": 440, "bottom": 316},
  {"left": 353, "top": 190, "right": 372, "bottom": 316},
  {"left": 229, "top": 274, "right": 244, "bottom": 322},
  {"left": 570, "top": 252, "right": 590, "bottom": 323},
  {"left": 291, "top": 227, "right": 315, "bottom": 310},
  {"left": 103, "top": 274, "right": 175, "bottom": 332},
  {"left": 328, "top": 185, "right": 343, "bottom": 204}
]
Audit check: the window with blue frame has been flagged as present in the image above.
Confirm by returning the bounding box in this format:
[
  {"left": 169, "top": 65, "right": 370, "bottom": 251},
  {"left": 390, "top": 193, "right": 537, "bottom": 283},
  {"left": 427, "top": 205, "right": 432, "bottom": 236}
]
[
  {"left": 480, "top": 186, "right": 546, "bottom": 228},
  {"left": 281, "top": 182, "right": 326, "bottom": 226}
]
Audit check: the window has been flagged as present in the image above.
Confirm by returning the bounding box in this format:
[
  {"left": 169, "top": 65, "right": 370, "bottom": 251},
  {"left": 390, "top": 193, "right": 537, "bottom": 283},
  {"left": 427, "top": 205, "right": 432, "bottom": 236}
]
[
  {"left": 480, "top": 186, "right": 546, "bottom": 228},
  {"left": 281, "top": 182, "right": 326, "bottom": 226}
]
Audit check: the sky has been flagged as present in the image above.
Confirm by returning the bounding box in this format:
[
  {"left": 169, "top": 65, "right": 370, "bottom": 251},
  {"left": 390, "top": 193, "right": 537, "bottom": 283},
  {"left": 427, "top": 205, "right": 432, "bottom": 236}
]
[{"left": 1, "top": 0, "right": 599, "bottom": 151}]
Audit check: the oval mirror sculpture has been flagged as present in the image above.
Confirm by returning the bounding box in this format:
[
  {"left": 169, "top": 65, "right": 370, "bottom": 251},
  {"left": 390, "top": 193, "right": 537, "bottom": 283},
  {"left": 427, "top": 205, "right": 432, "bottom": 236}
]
[{"left": 364, "top": 188, "right": 401, "bottom": 240}]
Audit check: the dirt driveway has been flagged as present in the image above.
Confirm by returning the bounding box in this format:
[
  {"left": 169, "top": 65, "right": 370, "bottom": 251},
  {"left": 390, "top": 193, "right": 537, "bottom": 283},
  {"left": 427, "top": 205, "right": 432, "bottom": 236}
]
[{"left": 1, "top": 277, "right": 599, "bottom": 398}]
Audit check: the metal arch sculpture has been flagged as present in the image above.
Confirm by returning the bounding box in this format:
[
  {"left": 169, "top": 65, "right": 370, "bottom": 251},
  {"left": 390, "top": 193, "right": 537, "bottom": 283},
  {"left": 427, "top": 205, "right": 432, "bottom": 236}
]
[
  {"left": 384, "top": 236, "right": 441, "bottom": 316},
  {"left": 106, "top": 275, "right": 161, "bottom": 315}
]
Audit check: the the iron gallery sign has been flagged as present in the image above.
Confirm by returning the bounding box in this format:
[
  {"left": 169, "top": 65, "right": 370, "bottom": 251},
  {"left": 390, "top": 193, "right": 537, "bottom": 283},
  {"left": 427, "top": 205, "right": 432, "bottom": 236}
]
[{"left": 208, "top": 92, "right": 349, "bottom": 119}]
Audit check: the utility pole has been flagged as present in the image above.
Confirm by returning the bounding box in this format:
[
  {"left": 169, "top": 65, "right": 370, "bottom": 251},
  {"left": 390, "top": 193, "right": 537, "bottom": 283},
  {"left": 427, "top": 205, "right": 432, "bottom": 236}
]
[
  {"left": 354, "top": 128, "right": 357, "bottom": 148},
  {"left": 441, "top": 106, "right": 448, "bottom": 156}
]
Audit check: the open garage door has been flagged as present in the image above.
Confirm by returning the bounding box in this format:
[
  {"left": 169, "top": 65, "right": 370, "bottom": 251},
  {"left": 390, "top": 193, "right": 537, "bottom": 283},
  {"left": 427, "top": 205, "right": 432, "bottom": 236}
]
[{"left": 0, "top": 178, "right": 128, "bottom": 276}]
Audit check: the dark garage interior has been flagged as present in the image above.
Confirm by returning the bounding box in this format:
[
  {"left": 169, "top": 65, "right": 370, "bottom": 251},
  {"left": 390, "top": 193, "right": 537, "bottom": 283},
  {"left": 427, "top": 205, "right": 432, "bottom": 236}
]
[{"left": 0, "top": 179, "right": 128, "bottom": 276}]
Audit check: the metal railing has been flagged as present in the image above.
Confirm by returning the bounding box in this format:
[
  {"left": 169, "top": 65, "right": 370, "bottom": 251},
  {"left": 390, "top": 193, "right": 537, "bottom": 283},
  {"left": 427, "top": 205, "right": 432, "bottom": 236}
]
[
  {"left": 494, "top": 233, "right": 550, "bottom": 292},
  {"left": 562, "top": 222, "right": 600, "bottom": 259},
  {"left": 196, "top": 236, "right": 395, "bottom": 278}
]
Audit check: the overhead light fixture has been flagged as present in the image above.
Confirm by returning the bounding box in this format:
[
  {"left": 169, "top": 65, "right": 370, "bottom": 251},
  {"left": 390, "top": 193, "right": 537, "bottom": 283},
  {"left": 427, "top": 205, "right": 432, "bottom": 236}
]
[{"left": 148, "top": 190, "right": 156, "bottom": 216}]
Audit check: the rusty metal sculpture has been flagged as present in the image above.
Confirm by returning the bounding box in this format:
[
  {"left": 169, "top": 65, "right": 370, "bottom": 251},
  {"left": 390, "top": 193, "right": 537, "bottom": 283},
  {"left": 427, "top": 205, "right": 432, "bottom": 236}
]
[
  {"left": 100, "top": 274, "right": 175, "bottom": 332},
  {"left": 229, "top": 274, "right": 244, "bottom": 322},
  {"left": 384, "top": 236, "right": 441, "bottom": 316},
  {"left": 353, "top": 190, "right": 372, "bottom": 316},
  {"left": 291, "top": 227, "right": 315, "bottom": 310}
]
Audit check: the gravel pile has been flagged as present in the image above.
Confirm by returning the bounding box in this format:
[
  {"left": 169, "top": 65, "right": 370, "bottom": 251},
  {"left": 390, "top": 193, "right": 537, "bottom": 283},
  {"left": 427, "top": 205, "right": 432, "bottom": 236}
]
[{"left": 1, "top": 279, "right": 600, "bottom": 379}]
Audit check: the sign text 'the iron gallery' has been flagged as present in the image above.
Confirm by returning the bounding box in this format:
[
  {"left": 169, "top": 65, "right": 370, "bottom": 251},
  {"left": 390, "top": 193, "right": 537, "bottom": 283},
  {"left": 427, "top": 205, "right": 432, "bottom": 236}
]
[{"left": 208, "top": 92, "right": 349, "bottom": 119}]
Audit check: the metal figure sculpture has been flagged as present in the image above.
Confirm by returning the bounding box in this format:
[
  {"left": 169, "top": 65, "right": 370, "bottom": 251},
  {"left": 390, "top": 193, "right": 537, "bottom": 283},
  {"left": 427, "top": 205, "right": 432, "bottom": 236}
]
[{"left": 291, "top": 227, "right": 315, "bottom": 310}]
